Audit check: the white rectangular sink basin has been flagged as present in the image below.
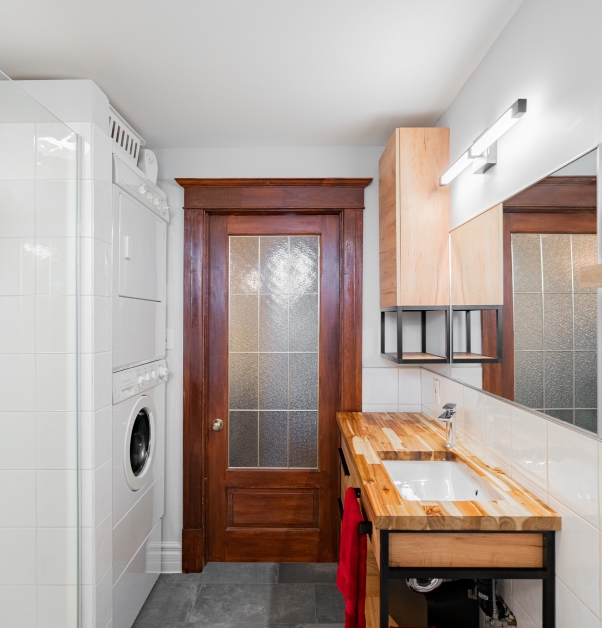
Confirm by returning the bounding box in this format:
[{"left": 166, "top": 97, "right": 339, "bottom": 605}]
[{"left": 382, "top": 460, "right": 502, "bottom": 502}]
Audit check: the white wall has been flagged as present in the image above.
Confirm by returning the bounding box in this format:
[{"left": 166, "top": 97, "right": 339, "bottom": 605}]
[{"left": 438, "top": 0, "right": 602, "bottom": 229}]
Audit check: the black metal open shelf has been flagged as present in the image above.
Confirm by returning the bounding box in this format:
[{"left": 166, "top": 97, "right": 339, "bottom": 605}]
[
  {"left": 380, "top": 306, "right": 450, "bottom": 364},
  {"left": 451, "top": 305, "right": 503, "bottom": 364}
]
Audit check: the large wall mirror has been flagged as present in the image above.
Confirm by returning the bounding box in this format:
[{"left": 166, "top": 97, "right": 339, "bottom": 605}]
[{"left": 449, "top": 148, "right": 599, "bottom": 435}]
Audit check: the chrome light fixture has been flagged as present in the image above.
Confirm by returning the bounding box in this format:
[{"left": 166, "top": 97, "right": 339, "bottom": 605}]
[{"left": 440, "top": 98, "right": 527, "bottom": 185}]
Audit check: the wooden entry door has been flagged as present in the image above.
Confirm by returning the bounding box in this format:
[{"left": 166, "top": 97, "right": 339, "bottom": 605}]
[
  {"left": 180, "top": 177, "right": 370, "bottom": 572},
  {"left": 207, "top": 213, "right": 340, "bottom": 562}
]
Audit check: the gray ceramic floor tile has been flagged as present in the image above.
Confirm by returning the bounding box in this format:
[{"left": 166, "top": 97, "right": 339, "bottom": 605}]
[
  {"left": 188, "top": 583, "right": 316, "bottom": 625},
  {"left": 277, "top": 563, "right": 338, "bottom": 584},
  {"left": 132, "top": 580, "right": 201, "bottom": 625},
  {"left": 314, "top": 584, "right": 345, "bottom": 623},
  {"left": 168, "top": 563, "right": 279, "bottom": 584}
]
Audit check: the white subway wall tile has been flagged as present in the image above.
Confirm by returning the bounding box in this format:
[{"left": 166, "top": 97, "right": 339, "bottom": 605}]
[
  {"left": 0, "top": 238, "right": 35, "bottom": 295},
  {"left": 81, "top": 180, "right": 112, "bottom": 243},
  {"left": 511, "top": 406, "right": 548, "bottom": 491},
  {"left": 556, "top": 577, "right": 598, "bottom": 628},
  {"left": 37, "top": 527, "right": 78, "bottom": 585},
  {"left": 463, "top": 432, "right": 511, "bottom": 476},
  {"left": 0, "top": 412, "right": 35, "bottom": 469},
  {"left": 94, "top": 459, "right": 112, "bottom": 526},
  {"left": 398, "top": 404, "right": 422, "bottom": 412},
  {"left": 66, "top": 122, "right": 92, "bottom": 178},
  {"left": 80, "top": 238, "right": 112, "bottom": 297},
  {"left": 35, "top": 237, "right": 77, "bottom": 296},
  {"left": 0, "top": 296, "right": 35, "bottom": 353},
  {"left": 420, "top": 368, "right": 435, "bottom": 405},
  {"left": 362, "top": 403, "right": 398, "bottom": 412},
  {"left": 36, "top": 354, "right": 77, "bottom": 412},
  {"left": 0, "top": 586, "right": 36, "bottom": 628},
  {"left": 398, "top": 368, "right": 421, "bottom": 405},
  {"left": 80, "top": 296, "right": 112, "bottom": 354},
  {"left": 363, "top": 367, "right": 398, "bottom": 405},
  {"left": 0, "top": 180, "right": 35, "bottom": 237},
  {"left": 91, "top": 124, "right": 113, "bottom": 188},
  {"left": 95, "top": 512, "right": 113, "bottom": 583},
  {"left": 512, "top": 580, "right": 542, "bottom": 628},
  {"left": 37, "top": 585, "right": 77, "bottom": 628},
  {"left": 547, "top": 497, "right": 600, "bottom": 615},
  {"left": 511, "top": 596, "right": 540, "bottom": 628},
  {"left": 35, "top": 180, "right": 77, "bottom": 237},
  {"left": 0, "top": 470, "right": 36, "bottom": 526},
  {"left": 463, "top": 386, "right": 485, "bottom": 444},
  {"left": 80, "top": 406, "right": 112, "bottom": 470},
  {"left": 0, "top": 123, "right": 35, "bottom": 180},
  {"left": 511, "top": 468, "right": 549, "bottom": 505},
  {"left": 0, "top": 528, "right": 36, "bottom": 584},
  {"left": 446, "top": 378, "right": 465, "bottom": 433},
  {"left": 548, "top": 422, "right": 599, "bottom": 528},
  {"left": 484, "top": 395, "right": 512, "bottom": 466},
  {"left": 36, "top": 295, "right": 76, "bottom": 353},
  {"left": 94, "top": 406, "right": 112, "bottom": 468},
  {"left": 37, "top": 470, "right": 77, "bottom": 527},
  {"left": 35, "top": 123, "right": 77, "bottom": 181},
  {"left": 0, "top": 354, "right": 35, "bottom": 411},
  {"left": 81, "top": 526, "right": 95, "bottom": 586},
  {"left": 95, "top": 565, "right": 113, "bottom": 628},
  {"left": 80, "top": 469, "right": 94, "bottom": 527}
]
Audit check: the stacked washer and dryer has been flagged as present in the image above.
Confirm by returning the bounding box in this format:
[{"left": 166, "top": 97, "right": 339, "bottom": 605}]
[{"left": 110, "top": 119, "right": 170, "bottom": 628}]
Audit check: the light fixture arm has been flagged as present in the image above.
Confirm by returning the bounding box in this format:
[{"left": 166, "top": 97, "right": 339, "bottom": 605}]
[{"left": 439, "top": 98, "right": 527, "bottom": 186}]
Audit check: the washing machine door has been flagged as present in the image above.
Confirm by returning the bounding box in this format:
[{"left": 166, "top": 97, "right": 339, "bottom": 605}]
[{"left": 124, "top": 395, "right": 157, "bottom": 491}]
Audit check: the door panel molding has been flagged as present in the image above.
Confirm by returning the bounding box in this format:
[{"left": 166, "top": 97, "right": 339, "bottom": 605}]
[{"left": 180, "top": 178, "right": 371, "bottom": 572}]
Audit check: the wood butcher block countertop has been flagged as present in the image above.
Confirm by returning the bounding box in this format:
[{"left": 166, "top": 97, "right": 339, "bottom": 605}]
[{"left": 337, "top": 411, "right": 561, "bottom": 532}]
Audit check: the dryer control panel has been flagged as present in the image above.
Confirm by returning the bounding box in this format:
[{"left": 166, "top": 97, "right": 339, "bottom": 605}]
[
  {"left": 113, "top": 359, "right": 168, "bottom": 404},
  {"left": 113, "top": 154, "right": 169, "bottom": 223}
]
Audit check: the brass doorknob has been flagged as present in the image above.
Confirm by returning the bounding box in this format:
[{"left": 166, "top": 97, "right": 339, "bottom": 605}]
[{"left": 212, "top": 418, "right": 224, "bottom": 431}]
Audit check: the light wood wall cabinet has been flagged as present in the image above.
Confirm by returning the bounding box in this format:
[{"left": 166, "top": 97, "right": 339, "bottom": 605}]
[
  {"left": 450, "top": 204, "right": 503, "bottom": 306},
  {"left": 450, "top": 204, "right": 504, "bottom": 363},
  {"left": 379, "top": 128, "right": 450, "bottom": 307}
]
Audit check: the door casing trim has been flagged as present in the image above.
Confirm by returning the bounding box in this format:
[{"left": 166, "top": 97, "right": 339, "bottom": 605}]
[{"left": 178, "top": 178, "right": 372, "bottom": 572}]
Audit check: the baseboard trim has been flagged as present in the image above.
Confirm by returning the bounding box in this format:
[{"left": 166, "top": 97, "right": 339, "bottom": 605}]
[{"left": 160, "top": 541, "right": 182, "bottom": 573}]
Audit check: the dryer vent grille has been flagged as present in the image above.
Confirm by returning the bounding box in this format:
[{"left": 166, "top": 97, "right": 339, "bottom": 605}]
[{"left": 109, "top": 105, "right": 145, "bottom": 165}]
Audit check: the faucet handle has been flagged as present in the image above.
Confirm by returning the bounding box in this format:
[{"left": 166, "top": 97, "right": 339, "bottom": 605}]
[{"left": 442, "top": 403, "right": 456, "bottom": 411}]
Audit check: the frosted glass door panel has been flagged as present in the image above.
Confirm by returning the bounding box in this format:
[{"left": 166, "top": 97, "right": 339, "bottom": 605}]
[
  {"left": 228, "top": 236, "right": 319, "bottom": 468},
  {"left": 512, "top": 234, "right": 598, "bottom": 432}
]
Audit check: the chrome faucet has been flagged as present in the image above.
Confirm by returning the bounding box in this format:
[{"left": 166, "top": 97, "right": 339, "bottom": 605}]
[{"left": 438, "top": 403, "right": 457, "bottom": 449}]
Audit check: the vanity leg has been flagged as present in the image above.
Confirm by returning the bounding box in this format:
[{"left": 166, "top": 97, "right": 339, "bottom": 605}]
[
  {"left": 542, "top": 532, "right": 555, "bottom": 628},
  {"left": 379, "top": 531, "right": 389, "bottom": 628}
]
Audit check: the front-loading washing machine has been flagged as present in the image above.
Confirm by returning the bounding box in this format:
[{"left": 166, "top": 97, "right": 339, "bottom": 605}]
[{"left": 112, "top": 358, "right": 167, "bottom": 628}]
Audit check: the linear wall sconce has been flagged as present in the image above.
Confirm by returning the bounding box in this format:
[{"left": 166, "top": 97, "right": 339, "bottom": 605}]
[{"left": 440, "top": 98, "right": 527, "bottom": 186}]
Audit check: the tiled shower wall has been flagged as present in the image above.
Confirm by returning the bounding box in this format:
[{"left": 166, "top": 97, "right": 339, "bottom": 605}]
[
  {"left": 0, "top": 121, "right": 79, "bottom": 626},
  {"left": 72, "top": 121, "right": 114, "bottom": 628}
]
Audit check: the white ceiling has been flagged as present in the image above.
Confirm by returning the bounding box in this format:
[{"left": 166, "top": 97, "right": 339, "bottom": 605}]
[{"left": 0, "top": 0, "right": 523, "bottom": 148}]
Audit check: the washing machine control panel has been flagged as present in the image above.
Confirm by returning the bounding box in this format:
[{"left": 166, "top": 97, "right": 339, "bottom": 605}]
[{"left": 113, "top": 359, "right": 168, "bottom": 404}]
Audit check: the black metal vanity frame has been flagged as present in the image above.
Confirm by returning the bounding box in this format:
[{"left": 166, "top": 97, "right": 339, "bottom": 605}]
[{"left": 378, "top": 529, "right": 556, "bottom": 628}]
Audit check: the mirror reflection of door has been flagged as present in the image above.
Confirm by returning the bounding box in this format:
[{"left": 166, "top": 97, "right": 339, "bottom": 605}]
[{"left": 490, "top": 150, "right": 598, "bottom": 433}]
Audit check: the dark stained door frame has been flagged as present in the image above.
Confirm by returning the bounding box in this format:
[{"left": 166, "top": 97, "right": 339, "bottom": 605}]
[
  {"left": 482, "top": 175, "right": 597, "bottom": 399},
  {"left": 178, "top": 178, "right": 372, "bottom": 572}
]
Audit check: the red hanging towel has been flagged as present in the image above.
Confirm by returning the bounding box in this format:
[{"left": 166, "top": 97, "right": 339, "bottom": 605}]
[{"left": 337, "top": 487, "right": 368, "bottom": 628}]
